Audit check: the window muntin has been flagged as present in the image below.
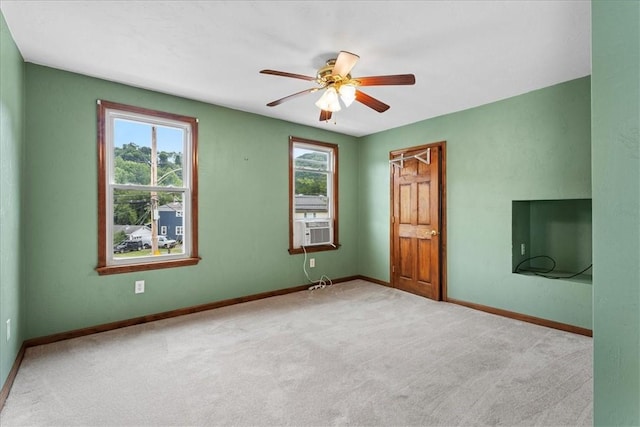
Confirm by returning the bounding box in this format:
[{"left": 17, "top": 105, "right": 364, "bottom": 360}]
[
  {"left": 97, "top": 100, "right": 199, "bottom": 275},
  {"left": 289, "top": 136, "right": 339, "bottom": 253}
]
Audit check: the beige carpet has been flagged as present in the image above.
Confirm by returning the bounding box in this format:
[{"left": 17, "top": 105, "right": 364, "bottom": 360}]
[{"left": 0, "top": 280, "right": 592, "bottom": 426}]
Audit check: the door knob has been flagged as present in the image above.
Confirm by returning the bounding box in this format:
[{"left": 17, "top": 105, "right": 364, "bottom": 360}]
[{"left": 430, "top": 230, "right": 439, "bottom": 236}]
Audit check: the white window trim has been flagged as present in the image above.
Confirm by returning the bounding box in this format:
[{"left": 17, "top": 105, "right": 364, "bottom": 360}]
[
  {"left": 104, "top": 109, "right": 192, "bottom": 266},
  {"left": 292, "top": 141, "right": 334, "bottom": 220}
]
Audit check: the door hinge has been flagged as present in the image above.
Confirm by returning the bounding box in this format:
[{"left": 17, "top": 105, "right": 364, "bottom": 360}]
[{"left": 392, "top": 265, "right": 395, "bottom": 273}]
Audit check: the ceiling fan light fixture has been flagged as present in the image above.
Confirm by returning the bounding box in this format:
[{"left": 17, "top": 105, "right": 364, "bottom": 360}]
[
  {"left": 261, "top": 50, "right": 416, "bottom": 119},
  {"left": 315, "top": 86, "right": 341, "bottom": 112},
  {"left": 338, "top": 84, "right": 356, "bottom": 107}
]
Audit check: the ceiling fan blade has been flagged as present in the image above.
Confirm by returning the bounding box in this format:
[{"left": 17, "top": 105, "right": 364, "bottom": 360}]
[
  {"left": 355, "top": 74, "right": 416, "bottom": 86},
  {"left": 319, "top": 110, "right": 332, "bottom": 121},
  {"left": 355, "top": 90, "right": 390, "bottom": 112},
  {"left": 266, "top": 88, "right": 318, "bottom": 107},
  {"left": 331, "top": 51, "right": 360, "bottom": 77},
  {"left": 260, "top": 69, "right": 316, "bottom": 81}
]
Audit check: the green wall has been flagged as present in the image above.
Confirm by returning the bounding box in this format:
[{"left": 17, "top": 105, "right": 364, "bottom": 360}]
[
  {"left": 528, "top": 199, "right": 592, "bottom": 273},
  {"left": 22, "top": 64, "right": 360, "bottom": 339},
  {"left": 6, "top": 6, "right": 639, "bottom": 422},
  {"left": 592, "top": 1, "right": 640, "bottom": 425},
  {"left": 358, "top": 77, "right": 593, "bottom": 329},
  {"left": 0, "top": 12, "right": 25, "bottom": 389}
]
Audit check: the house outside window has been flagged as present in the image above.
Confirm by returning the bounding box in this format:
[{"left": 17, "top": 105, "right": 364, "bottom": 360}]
[
  {"left": 96, "top": 100, "right": 200, "bottom": 275},
  {"left": 289, "top": 136, "right": 339, "bottom": 254},
  {"left": 158, "top": 202, "right": 183, "bottom": 241}
]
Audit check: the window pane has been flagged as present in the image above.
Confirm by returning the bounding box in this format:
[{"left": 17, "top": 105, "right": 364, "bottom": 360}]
[
  {"left": 294, "top": 170, "right": 328, "bottom": 216},
  {"left": 294, "top": 147, "right": 328, "bottom": 171},
  {"left": 113, "top": 189, "right": 185, "bottom": 258},
  {"left": 113, "top": 119, "right": 184, "bottom": 186},
  {"left": 294, "top": 170, "right": 328, "bottom": 197}
]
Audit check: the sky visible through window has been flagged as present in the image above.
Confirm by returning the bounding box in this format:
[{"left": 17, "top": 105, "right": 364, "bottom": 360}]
[{"left": 114, "top": 119, "right": 183, "bottom": 153}]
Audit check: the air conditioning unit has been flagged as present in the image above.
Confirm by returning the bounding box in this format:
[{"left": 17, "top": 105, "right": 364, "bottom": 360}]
[{"left": 295, "top": 220, "right": 332, "bottom": 247}]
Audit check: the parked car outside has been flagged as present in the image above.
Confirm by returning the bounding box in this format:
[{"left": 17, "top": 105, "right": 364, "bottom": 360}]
[
  {"left": 158, "top": 236, "right": 177, "bottom": 248},
  {"left": 113, "top": 240, "right": 143, "bottom": 253},
  {"left": 142, "top": 235, "right": 177, "bottom": 249}
]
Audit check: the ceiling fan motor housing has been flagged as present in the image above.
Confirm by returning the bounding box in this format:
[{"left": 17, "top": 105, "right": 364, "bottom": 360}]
[{"left": 316, "top": 59, "right": 352, "bottom": 87}]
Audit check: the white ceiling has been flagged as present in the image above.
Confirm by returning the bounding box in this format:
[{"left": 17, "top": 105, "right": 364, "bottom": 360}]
[{"left": 1, "top": 1, "right": 591, "bottom": 137}]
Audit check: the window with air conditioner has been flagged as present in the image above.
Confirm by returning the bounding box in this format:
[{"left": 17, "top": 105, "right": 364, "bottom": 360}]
[
  {"left": 289, "top": 136, "right": 339, "bottom": 254},
  {"left": 294, "top": 220, "right": 333, "bottom": 247}
]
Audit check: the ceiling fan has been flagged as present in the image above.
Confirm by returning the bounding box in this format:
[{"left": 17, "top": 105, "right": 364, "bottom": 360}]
[{"left": 260, "top": 51, "right": 416, "bottom": 121}]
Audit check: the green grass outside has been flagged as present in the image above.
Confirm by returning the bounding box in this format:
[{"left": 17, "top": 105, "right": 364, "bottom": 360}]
[{"left": 113, "top": 244, "right": 184, "bottom": 258}]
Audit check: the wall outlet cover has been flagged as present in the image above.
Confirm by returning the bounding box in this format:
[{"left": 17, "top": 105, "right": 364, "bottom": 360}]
[{"left": 135, "top": 280, "right": 145, "bottom": 294}]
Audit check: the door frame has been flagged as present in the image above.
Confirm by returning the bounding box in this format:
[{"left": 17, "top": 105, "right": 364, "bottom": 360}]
[{"left": 389, "top": 141, "right": 447, "bottom": 301}]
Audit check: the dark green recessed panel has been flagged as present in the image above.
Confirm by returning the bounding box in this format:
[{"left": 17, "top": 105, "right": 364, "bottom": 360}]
[{"left": 512, "top": 199, "right": 592, "bottom": 283}]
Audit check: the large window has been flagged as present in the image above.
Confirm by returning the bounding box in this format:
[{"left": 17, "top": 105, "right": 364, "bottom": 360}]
[
  {"left": 289, "top": 136, "right": 339, "bottom": 254},
  {"left": 96, "top": 100, "right": 200, "bottom": 275}
]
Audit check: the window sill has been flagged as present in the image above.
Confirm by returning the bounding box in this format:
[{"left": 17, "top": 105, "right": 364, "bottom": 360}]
[
  {"left": 96, "top": 257, "right": 201, "bottom": 276},
  {"left": 288, "top": 244, "right": 340, "bottom": 255}
]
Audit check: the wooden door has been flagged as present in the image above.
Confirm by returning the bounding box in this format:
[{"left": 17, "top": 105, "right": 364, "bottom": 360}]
[{"left": 391, "top": 144, "right": 443, "bottom": 300}]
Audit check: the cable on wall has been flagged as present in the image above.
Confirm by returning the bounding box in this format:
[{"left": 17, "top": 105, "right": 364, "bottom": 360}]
[
  {"left": 302, "top": 245, "right": 333, "bottom": 290},
  {"left": 514, "top": 255, "right": 593, "bottom": 280}
]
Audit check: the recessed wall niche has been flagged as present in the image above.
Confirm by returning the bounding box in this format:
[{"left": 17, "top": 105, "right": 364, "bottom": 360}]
[{"left": 512, "top": 199, "right": 592, "bottom": 283}]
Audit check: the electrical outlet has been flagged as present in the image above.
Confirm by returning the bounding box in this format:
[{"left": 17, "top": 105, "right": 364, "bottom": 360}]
[
  {"left": 135, "top": 280, "right": 145, "bottom": 294},
  {"left": 309, "top": 258, "right": 315, "bottom": 268},
  {"left": 521, "top": 243, "right": 526, "bottom": 256},
  {"left": 6, "top": 319, "right": 10, "bottom": 341}
]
